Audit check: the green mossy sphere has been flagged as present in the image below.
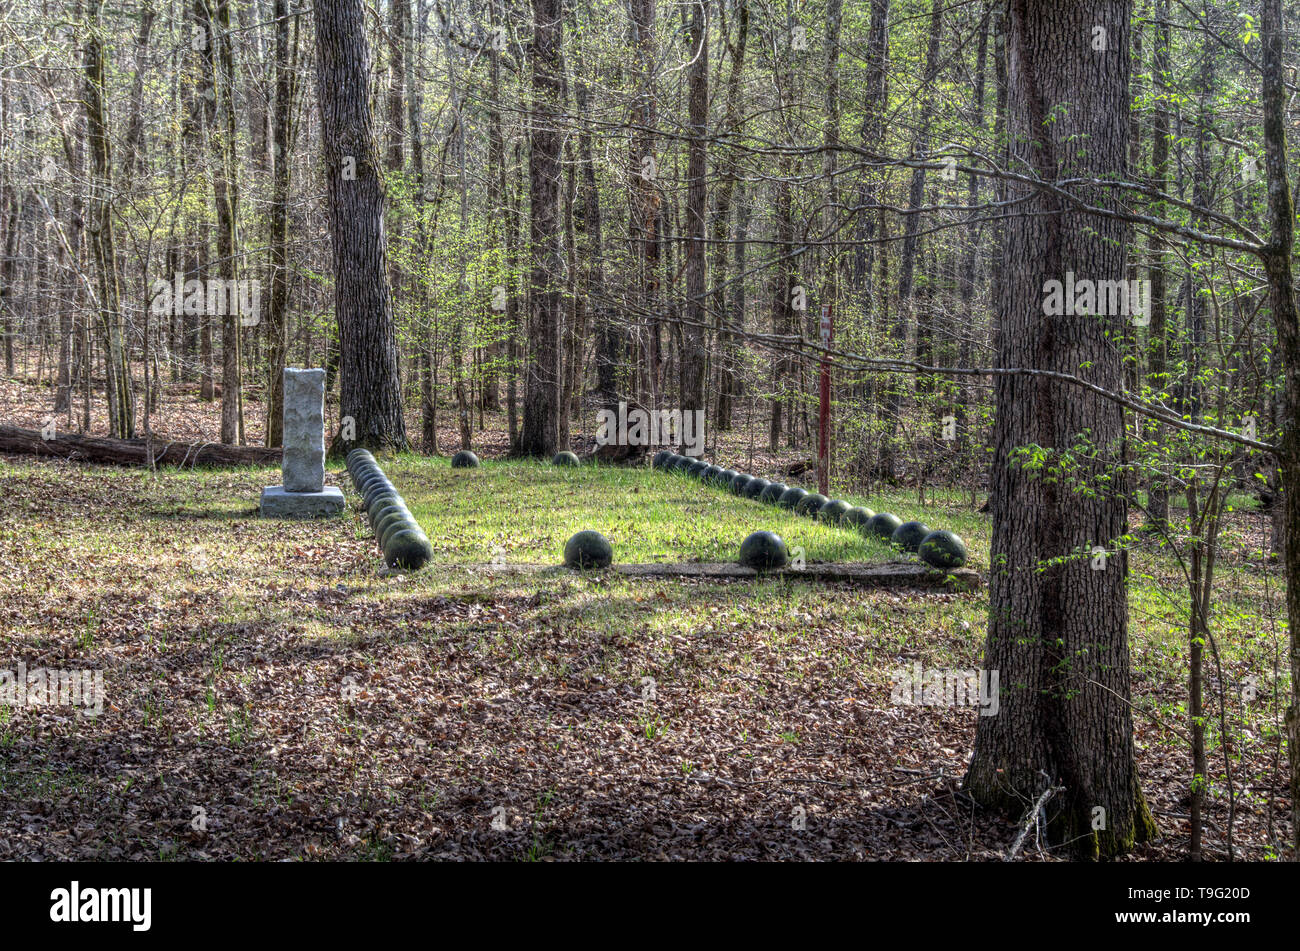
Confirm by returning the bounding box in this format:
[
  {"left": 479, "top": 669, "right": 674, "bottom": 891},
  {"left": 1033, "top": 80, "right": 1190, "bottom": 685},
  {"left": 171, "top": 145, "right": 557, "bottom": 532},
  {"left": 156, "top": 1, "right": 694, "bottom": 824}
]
[
  {"left": 380, "top": 517, "right": 422, "bottom": 553},
  {"left": 702, "top": 465, "right": 724, "bottom": 485},
  {"left": 730, "top": 474, "right": 754, "bottom": 495},
  {"left": 451, "top": 450, "right": 480, "bottom": 469},
  {"left": 362, "top": 479, "right": 397, "bottom": 505},
  {"left": 744, "top": 478, "right": 771, "bottom": 500},
  {"left": 716, "top": 469, "right": 738, "bottom": 487},
  {"left": 368, "top": 491, "right": 405, "bottom": 522},
  {"left": 759, "top": 482, "right": 788, "bottom": 504},
  {"left": 919, "top": 530, "right": 968, "bottom": 569},
  {"left": 739, "top": 531, "right": 789, "bottom": 570},
  {"left": 672, "top": 455, "right": 695, "bottom": 473},
  {"left": 552, "top": 451, "right": 580, "bottom": 467},
  {"left": 384, "top": 528, "right": 432, "bottom": 570},
  {"left": 818, "top": 499, "right": 852, "bottom": 524},
  {"left": 355, "top": 469, "right": 386, "bottom": 492},
  {"left": 844, "top": 506, "right": 876, "bottom": 532},
  {"left": 563, "top": 530, "right": 613, "bottom": 570},
  {"left": 362, "top": 484, "right": 398, "bottom": 511},
  {"left": 891, "top": 520, "right": 933, "bottom": 553},
  {"left": 795, "top": 493, "right": 828, "bottom": 517},
  {"left": 688, "top": 460, "right": 710, "bottom": 479},
  {"left": 778, "top": 486, "right": 809, "bottom": 511},
  {"left": 869, "top": 512, "right": 903, "bottom": 541},
  {"left": 369, "top": 499, "right": 410, "bottom": 528},
  {"left": 653, "top": 450, "right": 673, "bottom": 470},
  {"left": 376, "top": 510, "right": 416, "bottom": 548}
]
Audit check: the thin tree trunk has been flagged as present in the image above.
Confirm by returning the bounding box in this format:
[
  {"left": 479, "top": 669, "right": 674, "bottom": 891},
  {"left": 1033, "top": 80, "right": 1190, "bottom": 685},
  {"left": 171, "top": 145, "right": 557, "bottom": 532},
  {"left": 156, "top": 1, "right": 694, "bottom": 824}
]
[
  {"left": 712, "top": 0, "right": 748, "bottom": 430},
  {"left": 680, "top": 0, "right": 708, "bottom": 416},
  {"left": 518, "top": 0, "right": 565, "bottom": 456},
  {"left": 83, "top": 0, "right": 133, "bottom": 438},
  {"left": 1257, "top": 0, "right": 1300, "bottom": 858},
  {"left": 265, "top": 0, "right": 300, "bottom": 446}
]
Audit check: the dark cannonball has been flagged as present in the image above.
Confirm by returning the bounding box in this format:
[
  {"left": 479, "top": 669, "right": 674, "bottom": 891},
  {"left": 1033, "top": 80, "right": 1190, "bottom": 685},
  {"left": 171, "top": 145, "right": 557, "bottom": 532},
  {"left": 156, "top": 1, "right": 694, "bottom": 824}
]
[
  {"left": 891, "top": 520, "right": 933, "bottom": 553},
  {"left": 778, "top": 486, "right": 810, "bottom": 511},
  {"left": 563, "top": 530, "right": 613, "bottom": 570},
  {"left": 739, "top": 531, "right": 789, "bottom": 570},
  {"left": 384, "top": 528, "right": 433, "bottom": 571}
]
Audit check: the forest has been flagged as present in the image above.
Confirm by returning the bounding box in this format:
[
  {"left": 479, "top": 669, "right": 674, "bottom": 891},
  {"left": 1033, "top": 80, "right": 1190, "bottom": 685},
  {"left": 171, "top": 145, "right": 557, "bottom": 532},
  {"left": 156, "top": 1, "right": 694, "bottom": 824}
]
[{"left": 0, "top": 0, "right": 1298, "bottom": 875}]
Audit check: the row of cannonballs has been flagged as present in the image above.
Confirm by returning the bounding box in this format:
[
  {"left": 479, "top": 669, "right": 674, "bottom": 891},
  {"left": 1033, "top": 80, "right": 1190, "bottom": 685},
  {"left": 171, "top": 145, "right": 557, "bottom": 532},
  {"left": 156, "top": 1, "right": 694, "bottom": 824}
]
[
  {"left": 346, "top": 449, "right": 433, "bottom": 570},
  {"left": 651, "top": 450, "right": 967, "bottom": 570}
]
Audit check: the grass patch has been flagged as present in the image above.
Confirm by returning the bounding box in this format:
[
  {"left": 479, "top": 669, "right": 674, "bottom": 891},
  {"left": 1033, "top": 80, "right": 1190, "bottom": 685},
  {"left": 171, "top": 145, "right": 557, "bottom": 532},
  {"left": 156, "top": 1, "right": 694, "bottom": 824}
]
[{"left": 381, "top": 455, "right": 915, "bottom": 566}]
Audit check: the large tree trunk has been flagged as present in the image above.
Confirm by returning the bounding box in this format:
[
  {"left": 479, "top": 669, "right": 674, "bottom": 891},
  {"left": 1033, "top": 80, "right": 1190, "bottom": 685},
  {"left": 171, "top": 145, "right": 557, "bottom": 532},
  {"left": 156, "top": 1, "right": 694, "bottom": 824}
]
[
  {"left": 313, "top": 0, "right": 408, "bottom": 453},
  {"left": 964, "top": 0, "right": 1157, "bottom": 859},
  {"left": 518, "top": 0, "right": 565, "bottom": 457}
]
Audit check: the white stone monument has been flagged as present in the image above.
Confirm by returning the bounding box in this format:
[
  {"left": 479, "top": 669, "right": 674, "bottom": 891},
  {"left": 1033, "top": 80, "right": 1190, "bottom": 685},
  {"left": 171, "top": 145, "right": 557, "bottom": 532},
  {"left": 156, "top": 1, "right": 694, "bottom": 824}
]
[{"left": 260, "top": 368, "right": 345, "bottom": 517}]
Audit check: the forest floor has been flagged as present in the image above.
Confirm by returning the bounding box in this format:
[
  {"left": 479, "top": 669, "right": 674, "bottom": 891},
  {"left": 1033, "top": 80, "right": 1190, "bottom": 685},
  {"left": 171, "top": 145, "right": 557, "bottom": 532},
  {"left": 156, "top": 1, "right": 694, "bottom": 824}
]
[{"left": 0, "top": 449, "right": 1291, "bottom": 861}]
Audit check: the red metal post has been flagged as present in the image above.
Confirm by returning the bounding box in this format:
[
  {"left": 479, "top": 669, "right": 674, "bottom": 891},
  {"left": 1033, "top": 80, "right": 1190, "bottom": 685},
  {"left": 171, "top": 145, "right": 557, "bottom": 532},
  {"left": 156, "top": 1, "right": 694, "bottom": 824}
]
[{"left": 818, "top": 303, "right": 832, "bottom": 496}]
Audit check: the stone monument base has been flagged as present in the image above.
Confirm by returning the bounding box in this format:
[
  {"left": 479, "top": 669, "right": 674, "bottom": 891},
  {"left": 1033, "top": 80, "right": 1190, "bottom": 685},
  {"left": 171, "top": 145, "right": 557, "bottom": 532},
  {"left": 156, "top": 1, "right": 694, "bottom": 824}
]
[{"left": 260, "top": 485, "right": 345, "bottom": 518}]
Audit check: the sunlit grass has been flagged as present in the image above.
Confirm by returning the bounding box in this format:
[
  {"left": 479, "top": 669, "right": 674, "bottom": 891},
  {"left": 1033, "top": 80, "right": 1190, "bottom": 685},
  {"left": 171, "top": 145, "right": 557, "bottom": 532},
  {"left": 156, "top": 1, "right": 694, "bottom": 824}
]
[{"left": 379, "top": 454, "right": 917, "bottom": 566}]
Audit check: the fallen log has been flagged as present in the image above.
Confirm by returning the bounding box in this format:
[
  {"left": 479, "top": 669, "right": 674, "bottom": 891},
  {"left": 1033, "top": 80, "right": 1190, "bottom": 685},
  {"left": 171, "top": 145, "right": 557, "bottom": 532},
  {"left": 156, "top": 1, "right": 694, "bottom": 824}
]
[{"left": 0, "top": 425, "right": 281, "bottom": 468}]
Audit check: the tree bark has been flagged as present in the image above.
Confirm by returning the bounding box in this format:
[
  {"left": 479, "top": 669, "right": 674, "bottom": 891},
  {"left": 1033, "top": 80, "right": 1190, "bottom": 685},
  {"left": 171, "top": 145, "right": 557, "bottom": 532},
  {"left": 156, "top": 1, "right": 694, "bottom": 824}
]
[
  {"left": 313, "top": 0, "right": 409, "bottom": 453},
  {"left": 265, "top": 0, "right": 301, "bottom": 446},
  {"left": 83, "top": 0, "right": 133, "bottom": 439},
  {"left": 195, "top": 0, "right": 245, "bottom": 444},
  {"left": 518, "top": 0, "right": 565, "bottom": 456},
  {"left": 1257, "top": 0, "right": 1300, "bottom": 857},
  {"left": 964, "top": 0, "right": 1157, "bottom": 859},
  {"left": 712, "top": 0, "right": 748, "bottom": 430},
  {"left": 681, "top": 0, "right": 708, "bottom": 416}
]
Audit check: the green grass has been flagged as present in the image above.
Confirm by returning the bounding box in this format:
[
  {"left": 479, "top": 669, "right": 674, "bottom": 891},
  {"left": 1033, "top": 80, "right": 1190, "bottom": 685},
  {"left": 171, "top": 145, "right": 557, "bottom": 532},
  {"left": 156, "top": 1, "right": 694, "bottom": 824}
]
[{"left": 378, "top": 455, "right": 921, "bottom": 566}]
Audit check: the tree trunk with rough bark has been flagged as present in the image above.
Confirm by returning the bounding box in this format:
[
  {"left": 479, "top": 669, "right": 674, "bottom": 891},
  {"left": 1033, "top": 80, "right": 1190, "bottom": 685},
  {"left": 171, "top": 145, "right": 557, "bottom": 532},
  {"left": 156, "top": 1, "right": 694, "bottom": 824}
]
[
  {"left": 265, "top": 0, "right": 300, "bottom": 447},
  {"left": 680, "top": 0, "right": 708, "bottom": 416},
  {"left": 518, "top": 0, "right": 565, "bottom": 457},
  {"left": 313, "top": 0, "right": 408, "bottom": 454},
  {"left": 964, "top": 0, "right": 1157, "bottom": 859}
]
